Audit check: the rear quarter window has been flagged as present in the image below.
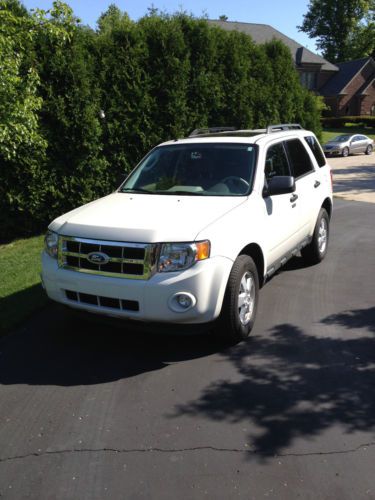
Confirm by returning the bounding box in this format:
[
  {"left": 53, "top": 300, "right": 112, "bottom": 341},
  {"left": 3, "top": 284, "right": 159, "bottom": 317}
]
[{"left": 304, "top": 136, "right": 326, "bottom": 167}]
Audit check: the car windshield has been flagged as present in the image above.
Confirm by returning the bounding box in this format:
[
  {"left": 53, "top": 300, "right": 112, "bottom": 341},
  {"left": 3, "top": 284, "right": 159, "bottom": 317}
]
[
  {"left": 120, "top": 143, "right": 257, "bottom": 196},
  {"left": 332, "top": 135, "right": 351, "bottom": 142}
]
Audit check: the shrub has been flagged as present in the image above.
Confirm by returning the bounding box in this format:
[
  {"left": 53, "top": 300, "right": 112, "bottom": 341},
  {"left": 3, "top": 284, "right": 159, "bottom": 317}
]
[{"left": 322, "top": 116, "right": 375, "bottom": 128}]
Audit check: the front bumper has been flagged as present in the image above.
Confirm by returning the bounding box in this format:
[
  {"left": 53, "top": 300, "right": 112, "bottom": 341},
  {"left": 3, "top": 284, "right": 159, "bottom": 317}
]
[
  {"left": 324, "top": 148, "right": 342, "bottom": 156},
  {"left": 41, "top": 251, "right": 233, "bottom": 325}
]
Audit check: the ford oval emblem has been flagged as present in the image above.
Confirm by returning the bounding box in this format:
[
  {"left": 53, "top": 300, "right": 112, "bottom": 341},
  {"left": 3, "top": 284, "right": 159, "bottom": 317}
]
[{"left": 87, "top": 252, "right": 110, "bottom": 265}]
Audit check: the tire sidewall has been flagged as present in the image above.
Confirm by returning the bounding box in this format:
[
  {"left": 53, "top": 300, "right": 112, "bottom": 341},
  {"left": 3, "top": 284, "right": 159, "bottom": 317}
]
[
  {"left": 314, "top": 208, "right": 329, "bottom": 260},
  {"left": 220, "top": 255, "right": 259, "bottom": 341}
]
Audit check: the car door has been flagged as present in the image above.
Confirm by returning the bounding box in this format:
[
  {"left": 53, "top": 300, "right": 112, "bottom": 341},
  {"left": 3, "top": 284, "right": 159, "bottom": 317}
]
[
  {"left": 357, "top": 135, "right": 369, "bottom": 153},
  {"left": 263, "top": 141, "right": 301, "bottom": 265},
  {"left": 284, "top": 138, "right": 318, "bottom": 240},
  {"left": 350, "top": 135, "right": 362, "bottom": 154}
]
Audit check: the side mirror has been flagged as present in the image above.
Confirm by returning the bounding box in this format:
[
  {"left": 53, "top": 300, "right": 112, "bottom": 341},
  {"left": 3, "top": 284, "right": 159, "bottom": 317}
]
[{"left": 263, "top": 175, "right": 296, "bottom": 197}]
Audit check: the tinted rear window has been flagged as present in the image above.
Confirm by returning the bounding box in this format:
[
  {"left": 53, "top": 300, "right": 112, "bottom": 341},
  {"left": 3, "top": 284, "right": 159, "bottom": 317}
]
[{"left": 285, "top": 139, "right": 314, "bottom": 178}]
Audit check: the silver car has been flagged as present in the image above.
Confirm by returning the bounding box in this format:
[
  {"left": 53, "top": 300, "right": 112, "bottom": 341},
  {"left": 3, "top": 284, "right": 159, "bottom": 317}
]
[{"left": 323, "top": 134, "right": 373, "bottom": 157}]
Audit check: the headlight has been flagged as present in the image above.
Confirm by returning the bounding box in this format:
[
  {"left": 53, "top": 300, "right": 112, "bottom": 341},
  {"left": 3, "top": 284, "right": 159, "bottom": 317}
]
[
  {"left": 158, "top": 240, "right": 210, "bottom": 273},
  {"left": 44, "top": 230, "right": 59, "bottom": 259}
]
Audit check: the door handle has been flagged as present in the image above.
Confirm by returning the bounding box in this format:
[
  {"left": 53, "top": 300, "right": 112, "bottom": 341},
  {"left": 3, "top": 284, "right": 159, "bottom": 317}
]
[
  {"left": 314, "top": 180, "right": 321, "bottom": 188},
  {"left": 290, "top": 193, "right": 298, "bottom": 203}
]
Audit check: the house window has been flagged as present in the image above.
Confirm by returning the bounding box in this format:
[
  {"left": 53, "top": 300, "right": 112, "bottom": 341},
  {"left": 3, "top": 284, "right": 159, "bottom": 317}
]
[
  {"left": 371, "top": 104, "right": 375, "bottom": 116},
  {"left": 300, "top": 72, "right": 317, "bottom": 90}
]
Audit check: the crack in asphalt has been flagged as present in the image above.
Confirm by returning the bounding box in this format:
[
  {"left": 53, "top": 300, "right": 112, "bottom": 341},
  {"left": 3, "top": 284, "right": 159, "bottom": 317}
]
[
  {"left": 277, "top": 441, "right": 375, "bottom": 457},
  {"left": 0, "top": 442, "right": 375, "bottom": 464}
]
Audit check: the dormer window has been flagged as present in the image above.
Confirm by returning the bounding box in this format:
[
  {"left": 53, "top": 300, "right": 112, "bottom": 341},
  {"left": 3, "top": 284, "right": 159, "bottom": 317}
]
[{"left": 300, "top": 71, "right": 317, "bottom": 90}]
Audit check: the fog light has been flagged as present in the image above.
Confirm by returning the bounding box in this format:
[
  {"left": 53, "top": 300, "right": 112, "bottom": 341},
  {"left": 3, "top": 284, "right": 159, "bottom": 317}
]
[
  {"left": 168, "top": 292, "right": 197, "bottom": 313},
  {"left": 177, "top": 294, "right": 192, "bottom": 308}
]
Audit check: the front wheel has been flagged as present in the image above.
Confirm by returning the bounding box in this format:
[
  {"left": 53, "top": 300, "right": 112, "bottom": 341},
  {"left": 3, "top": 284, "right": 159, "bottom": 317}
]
[
  {"left": 217, "top": 255, "right": 259, "bottom": 342},
  {"left": 342, "top": 147, "right": 349, "bottom": 157},
  {"left": 301, "top": 208, "right": 330, "bottom": 265}
]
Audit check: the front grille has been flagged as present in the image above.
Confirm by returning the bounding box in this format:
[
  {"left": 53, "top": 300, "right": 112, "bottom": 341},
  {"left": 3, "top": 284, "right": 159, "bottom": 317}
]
[
  {"left": 65, "top": 290, "right": 139, "bottom": 311},
  {"left": 58, "top": 236, "right": 158, "bottom": 280}
]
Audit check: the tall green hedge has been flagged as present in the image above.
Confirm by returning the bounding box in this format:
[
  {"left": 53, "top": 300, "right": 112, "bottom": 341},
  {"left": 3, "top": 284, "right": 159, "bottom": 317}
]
[{"left": 0, "top": 4, "right": 322, "bottom": 242}]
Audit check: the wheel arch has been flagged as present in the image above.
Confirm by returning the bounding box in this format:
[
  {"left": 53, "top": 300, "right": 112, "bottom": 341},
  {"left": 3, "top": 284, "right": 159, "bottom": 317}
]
[
  {"left": 239, "top": 243, "right": 265, "bottom": 288},
  {"left": 322, "top": 197, "right": 332, "bottom": 219}
]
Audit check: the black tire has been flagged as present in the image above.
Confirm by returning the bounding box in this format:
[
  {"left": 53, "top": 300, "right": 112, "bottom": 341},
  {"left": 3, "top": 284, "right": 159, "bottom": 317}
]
[
  {"left": 301, "top": 208, "right": 329, "bottom": 265},
  {"left": 342, "top": 147, "right": 349, "bottom": 157},
  {"left": 217, "top": 255, "right": 259, "bottom": 342},
  {"left": 365, "top": 145, "right": 373, "bottom": 155}
]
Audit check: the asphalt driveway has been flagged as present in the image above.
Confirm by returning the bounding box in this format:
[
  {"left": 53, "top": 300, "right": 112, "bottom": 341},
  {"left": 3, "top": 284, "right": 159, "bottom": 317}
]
[{"left": 0, "top": 198, "right": 374, "bottom": 499}]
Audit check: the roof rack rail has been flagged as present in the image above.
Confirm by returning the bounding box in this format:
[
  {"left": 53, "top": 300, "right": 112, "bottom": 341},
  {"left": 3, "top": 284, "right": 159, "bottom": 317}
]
[
  {"left": 189, "top": 126, "right": 237, "bottom": 137},
  {"left": 266, "top": 123, "right": 303, "bottom": 133},
  {"left": 187, "top": 124, "right": 303, "bottom": 138}
]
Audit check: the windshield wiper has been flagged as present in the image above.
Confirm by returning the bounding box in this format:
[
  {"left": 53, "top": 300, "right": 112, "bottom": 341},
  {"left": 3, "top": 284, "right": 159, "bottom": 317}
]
[{"left": 120, "top": 188, "right": 156, "bottom": 194}]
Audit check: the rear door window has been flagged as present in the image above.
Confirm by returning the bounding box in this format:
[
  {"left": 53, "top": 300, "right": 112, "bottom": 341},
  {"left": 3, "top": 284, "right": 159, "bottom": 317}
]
[{"left": 285, "top": 139, "right": 314, "bottom": 178}]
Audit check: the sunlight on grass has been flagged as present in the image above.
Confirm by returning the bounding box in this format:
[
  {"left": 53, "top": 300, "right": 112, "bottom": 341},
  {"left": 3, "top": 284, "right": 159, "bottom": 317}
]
[{"left": 0, "top": 235, "right": 48, "bottom": 334}]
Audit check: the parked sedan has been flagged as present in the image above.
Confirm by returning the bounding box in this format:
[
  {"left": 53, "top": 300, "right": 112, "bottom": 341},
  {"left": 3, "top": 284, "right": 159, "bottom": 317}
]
[{"left": 323, "top": 134, "right": 373, "bottom": 157}]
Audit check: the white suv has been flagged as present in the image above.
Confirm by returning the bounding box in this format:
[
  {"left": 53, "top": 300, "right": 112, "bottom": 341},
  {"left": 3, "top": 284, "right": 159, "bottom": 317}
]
[{"left": 42, "top": 124, "right": 333, "bottom": 341}]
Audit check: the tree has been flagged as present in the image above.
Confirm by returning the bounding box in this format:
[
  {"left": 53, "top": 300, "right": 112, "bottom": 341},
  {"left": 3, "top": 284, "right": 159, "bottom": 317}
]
[
  {"left": 36, "top": 25, "right": 111, "bottom": 219},
  {"left": 298, "top": 0, "right": 374, "bottom": 62},
  {"left": 97, "top": 3, "right": 131, "bottom": 33},
  {"left": 350, "top": 6, "right": 375, "bottom": 58},
  {"left": 0, "top": 1, "right": 44, "bottom": 163},
  {"left": 0, "top": 0, "right": 76, "bottom": 240}
]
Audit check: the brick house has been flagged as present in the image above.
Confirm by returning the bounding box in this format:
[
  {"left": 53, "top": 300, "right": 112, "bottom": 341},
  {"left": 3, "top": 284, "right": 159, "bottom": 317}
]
[
  {"left": 208, "top": 20, "right": 375, "bottom": 117},
  {"left": 319, "top": 57, "right": 375, "bottom": 116}
]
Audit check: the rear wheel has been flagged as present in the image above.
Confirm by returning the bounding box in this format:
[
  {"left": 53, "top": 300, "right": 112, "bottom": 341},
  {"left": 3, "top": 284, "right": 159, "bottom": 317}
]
[
  {"left": 365, "top": 145, "right": 373, "bottom": 155},
  {"left": 218, "top": 255, "right": 259, "bottom": 342},
  {"left": 342, "top": 147, "right": 349, "bottom": 157},
  {"left": 301, "top": 208, "right": 329, "bottom": 265}
]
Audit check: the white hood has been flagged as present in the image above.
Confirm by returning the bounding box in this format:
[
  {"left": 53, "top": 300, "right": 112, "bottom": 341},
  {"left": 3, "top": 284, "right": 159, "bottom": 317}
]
[{"left": 50, "top": 192, "right": 246, "bottom": 242}]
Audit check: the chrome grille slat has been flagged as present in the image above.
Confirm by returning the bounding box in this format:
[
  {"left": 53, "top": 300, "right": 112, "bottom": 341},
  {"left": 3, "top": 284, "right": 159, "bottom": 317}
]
[{"left": 58, "top": 236, "right": 157, "bottom": 280}]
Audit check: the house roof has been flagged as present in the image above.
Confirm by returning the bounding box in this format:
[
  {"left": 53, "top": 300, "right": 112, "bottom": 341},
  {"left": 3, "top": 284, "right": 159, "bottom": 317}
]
[
  {"left": 359, "top": 77, "right": 375, "bottom": 95},
  {"left": 208, "top": 20, "right": 339, "bottom": 72},
  {"left": 320, "top": 57, "right": 375, "bottom": 96}
]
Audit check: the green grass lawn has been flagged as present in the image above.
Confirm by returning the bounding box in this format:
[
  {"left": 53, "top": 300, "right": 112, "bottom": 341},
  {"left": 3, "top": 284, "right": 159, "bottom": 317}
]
[
  {"left": 321, "top": 127, "right": 375, "bottom": 144},
  {"left": 0, "top": 235, "right": 48, "bottom": 335}
]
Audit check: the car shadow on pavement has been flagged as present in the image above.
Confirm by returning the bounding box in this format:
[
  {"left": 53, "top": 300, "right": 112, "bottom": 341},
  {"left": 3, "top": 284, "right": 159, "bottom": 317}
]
[
  {"left": 0, "top": 284, "right": 48, "bottom": 335},
  {"left": 0, "top": 303, "right": 227, "bottom": 387},
  {"left": 170, "top": 306, "right": 375, "bottom": 460}
]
